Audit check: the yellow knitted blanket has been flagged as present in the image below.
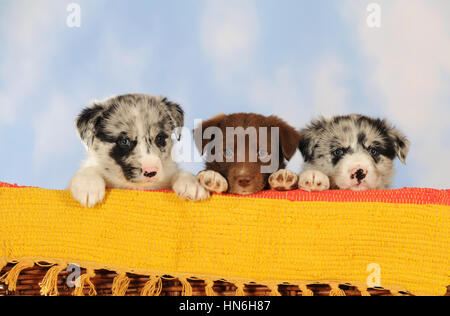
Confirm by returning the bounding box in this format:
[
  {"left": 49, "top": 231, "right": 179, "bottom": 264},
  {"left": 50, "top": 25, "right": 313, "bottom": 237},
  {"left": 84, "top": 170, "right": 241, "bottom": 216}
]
[{"left": 0, "top": 183, "right": 449, "bottom": 296}]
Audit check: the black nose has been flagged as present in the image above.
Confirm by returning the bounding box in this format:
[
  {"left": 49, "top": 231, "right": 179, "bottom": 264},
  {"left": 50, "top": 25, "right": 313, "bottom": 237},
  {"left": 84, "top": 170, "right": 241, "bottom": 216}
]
[
  {"left": 144, "top": 171, "right": 157, "bottom": 178},
  {"left": 356, "top": 169, "right": 366, "bottom": 181}
]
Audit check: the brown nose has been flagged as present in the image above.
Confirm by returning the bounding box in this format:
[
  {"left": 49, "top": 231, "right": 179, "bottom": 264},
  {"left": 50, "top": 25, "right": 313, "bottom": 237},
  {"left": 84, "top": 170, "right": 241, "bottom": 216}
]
[{"left": 237, "top": 176, "right": 252, "bottom": 188}]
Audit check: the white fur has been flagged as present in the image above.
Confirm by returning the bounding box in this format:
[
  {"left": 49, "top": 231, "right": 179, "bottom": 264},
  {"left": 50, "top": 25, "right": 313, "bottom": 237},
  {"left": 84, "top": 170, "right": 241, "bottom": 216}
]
[
  {"left": 70, "top": 94, "right": 208, "bottom": 207},
  {"left": 69, "top": 166, "right": 105, "bottom": 208},
  {"left": 172, "top": 172, "right": 210, "bottom": 201},
  {"left": 298, "top": 170, "right": 330, "bottom": 192}
]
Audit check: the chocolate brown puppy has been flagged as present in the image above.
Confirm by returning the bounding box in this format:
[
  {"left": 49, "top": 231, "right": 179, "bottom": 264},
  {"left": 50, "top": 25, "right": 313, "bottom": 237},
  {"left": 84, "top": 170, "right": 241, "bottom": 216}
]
[{"left": 194, "top": 113, "right": 301, "bottom": 195}]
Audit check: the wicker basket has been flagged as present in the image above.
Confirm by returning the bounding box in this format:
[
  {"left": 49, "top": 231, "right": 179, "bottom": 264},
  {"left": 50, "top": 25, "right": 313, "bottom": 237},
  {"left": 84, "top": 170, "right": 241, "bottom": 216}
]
[{"left": 2, "top": 263, "right": 448, "bottom": 296}]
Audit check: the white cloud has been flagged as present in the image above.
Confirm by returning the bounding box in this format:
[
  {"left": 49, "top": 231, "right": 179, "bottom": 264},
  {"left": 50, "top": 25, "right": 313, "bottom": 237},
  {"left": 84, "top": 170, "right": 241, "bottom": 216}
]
[
  {"left": 200, "top": 0, "right": 260, "bottom": 86},
  {"left": 0, "top": 0, "right": 63, "bottom": 125},
  {"left": 249, "top": 66, "right": 306, "bottom": 126},
  {"left": 342, "top": 0, "right": 450, "bottom": 188},
  {"left": 97, "top": 31, "right": 155, "bottom": 91},
  {"left": 0, "top": 93, "right": 14, "bottom": 125},
  {"left": 312, "top": 57, "right": 350, "bottom": 117},
  {"left": 32, "top": 95, "right": 79, "bottom": 166}
]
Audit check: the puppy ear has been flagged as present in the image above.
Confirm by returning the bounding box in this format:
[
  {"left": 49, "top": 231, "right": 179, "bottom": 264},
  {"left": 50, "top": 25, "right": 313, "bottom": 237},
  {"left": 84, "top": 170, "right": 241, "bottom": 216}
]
[
  {"left": 76, "top": 104, "right": 107, "bottom": 149},
  {"left": 193, "top": 114, "right": 226, "bottom": 155},
  {"left": 388, "top": 127, "right": 410, "bottom": 164},
  {"left": 161, "top": 97, "right": 184, "bottom": 140},
  {"left": 269, "top": 116, "right": 301, "bottom": 161},
  {"left": 298, "top": 117, "right": 326, "bottom": 163},
  {"left": 298, "top": 131, "right": 315, "bottom": 163}
]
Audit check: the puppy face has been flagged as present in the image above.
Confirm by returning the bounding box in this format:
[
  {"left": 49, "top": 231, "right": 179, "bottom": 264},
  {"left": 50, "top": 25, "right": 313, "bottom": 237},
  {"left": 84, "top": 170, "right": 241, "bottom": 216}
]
[
  {"left": 195, "top": 113, "right": 300, "bottom": 195},
  {"left": 76, "top": 94, "right": 183, "bottom": 189},
  {"left": 299, "top": 115, "right": 410, "bottom": 190}
]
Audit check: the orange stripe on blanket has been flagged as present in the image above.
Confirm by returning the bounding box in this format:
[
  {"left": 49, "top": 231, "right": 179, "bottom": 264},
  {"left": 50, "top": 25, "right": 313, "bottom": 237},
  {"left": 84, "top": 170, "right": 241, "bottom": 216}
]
[{"left": 1, "top": 182, "right": 448, "bottom": 206}]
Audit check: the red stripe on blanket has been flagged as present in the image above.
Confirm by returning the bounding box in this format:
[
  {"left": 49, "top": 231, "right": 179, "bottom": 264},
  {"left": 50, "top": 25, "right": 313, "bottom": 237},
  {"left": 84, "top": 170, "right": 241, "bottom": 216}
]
[{"left": 1, "top": 182, "right": 449, "bottom": 206}]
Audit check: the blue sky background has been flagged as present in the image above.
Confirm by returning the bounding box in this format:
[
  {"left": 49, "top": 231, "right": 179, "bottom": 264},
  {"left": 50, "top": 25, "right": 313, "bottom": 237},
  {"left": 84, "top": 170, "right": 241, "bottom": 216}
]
[{"left": 0, "top": 0, "right": 449, "bottom": 189}]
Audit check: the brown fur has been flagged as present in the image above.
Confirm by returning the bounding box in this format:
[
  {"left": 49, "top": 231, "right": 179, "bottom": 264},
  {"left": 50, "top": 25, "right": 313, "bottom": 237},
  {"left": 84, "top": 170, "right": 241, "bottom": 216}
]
[{"left": 194, "top": 113, "right": 300, "bottom": 195}]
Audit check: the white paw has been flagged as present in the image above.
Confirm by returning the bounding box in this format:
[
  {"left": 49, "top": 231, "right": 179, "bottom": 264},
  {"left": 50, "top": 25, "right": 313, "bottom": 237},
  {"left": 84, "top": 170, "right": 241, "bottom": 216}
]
[
  {"left": 298, "top": 170, "right": 330, "bottom": 192},
  {"left": 197, "top": 170, "right": 228, "bottom": 194},
  {"left": 173, "top": 172, "right": 210, "bottom": 202},
  {"left": 69, "top": 170, "right": 106, "bottom": 208},
  {"left": 269, "top": 169, "right": 299, "bottom": 191}
]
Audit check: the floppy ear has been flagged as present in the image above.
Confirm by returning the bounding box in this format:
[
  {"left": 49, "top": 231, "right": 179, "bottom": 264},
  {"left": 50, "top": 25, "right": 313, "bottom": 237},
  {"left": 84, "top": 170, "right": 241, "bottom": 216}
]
[
  {"left": 298, "top": 117, "right": 327, "bottom": 163},
  {"left": 298, "top": 129, "right": 316, "bottom": 163},
  {"left": 388, "top": 127, "right": 410, "bottom": 164},
  {"left": 268, "top": 116, "right": 301, "bottom": 161},
  {"left": 161, "top": 98, "right": 184, "bottom": 140},
  {"left": 193, "top": 114, "right": 226, "bottom": 155},
  {"left": 76, "top": 104, "right": 107, "bottom": 149}
]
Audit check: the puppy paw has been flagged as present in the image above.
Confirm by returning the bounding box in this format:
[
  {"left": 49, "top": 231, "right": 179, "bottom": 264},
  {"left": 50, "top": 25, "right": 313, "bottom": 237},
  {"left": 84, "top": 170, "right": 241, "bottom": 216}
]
[
  {"left": 197, "top": 170, "right": 228, "bottom": 194},
  {"left": 173, "top": 172, "right": 210, "bottom": 202},
  {"left": 298, "top": 170, "right": 330, "bottom": 192},
  {"left": 69, "top": 170, "right": 106, "bottom": 208},
  {"left": 269, "top": 169, "right": 298, "bottom": 191}
]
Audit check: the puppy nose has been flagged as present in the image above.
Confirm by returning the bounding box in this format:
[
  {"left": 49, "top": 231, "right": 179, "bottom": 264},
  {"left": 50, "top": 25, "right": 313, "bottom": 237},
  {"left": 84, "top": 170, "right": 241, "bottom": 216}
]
[
  {"left": 237, "top": 176, "right": 252, "bottom": 188},
  {"left": 350, "top": 168, "right": 368, "bottom": 181},
  {"left": 142, "top": 167, "right": 158, "bottom": 178}
]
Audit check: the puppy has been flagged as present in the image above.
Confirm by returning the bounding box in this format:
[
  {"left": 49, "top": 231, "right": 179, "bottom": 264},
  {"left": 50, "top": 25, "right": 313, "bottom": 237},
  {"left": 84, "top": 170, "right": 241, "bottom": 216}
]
[
  {"left": 69, "top": 94, "right": 209, "bottom": 207},
  {"left": 271, "top": 114, "right": 410, "bottom": 191},
  {"left": 194, "top": 113, "right": 301, "bottom": 195}
]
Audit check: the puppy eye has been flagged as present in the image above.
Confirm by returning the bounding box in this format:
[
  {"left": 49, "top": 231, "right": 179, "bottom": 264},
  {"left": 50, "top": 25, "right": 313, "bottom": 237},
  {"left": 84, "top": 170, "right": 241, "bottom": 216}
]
[
  {"left": 368, "top": 147, "right": 379, "bottom": 156},
  {"left": 118, "top": 138, "right": 131, "bottom": 148},
  {"left": 155, "top": 133, "right": 168, "bottom": 147},
  {"left": 332, "top": 149, "right": 345, "bottom": 158}
]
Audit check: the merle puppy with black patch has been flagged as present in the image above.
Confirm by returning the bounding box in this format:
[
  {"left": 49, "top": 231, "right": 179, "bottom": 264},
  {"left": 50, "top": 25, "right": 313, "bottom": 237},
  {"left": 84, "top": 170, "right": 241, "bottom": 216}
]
[
  {"left": 270, "top": 114, "right": 410, "bottom": 191},
  {"left": 69, "top": 94, "right": 209, "bottom": 207}
]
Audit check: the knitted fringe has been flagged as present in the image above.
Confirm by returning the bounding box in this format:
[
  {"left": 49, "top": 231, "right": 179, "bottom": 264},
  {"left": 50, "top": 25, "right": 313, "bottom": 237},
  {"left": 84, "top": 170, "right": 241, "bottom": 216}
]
[
  {"left": 0, "top": 260, "right": 35, "bottom": 292},
  {"left": 112, "top": 273, "right": 130, "bottom": 296},
  {"left": 204, "top": 280, "right": 216, "bottom": 296},
  {"left": 179, "top": 277, "right": 193, "bottom": 296},
  {"left": 329, "top": 284, "right": 346, "bottom": 296},
  {"left": 2, "top": 260, "right": 444, "bottom": 296},
  {"left": 141, "top": 276, "right": 162, "bottom": 296},
  {"left": 72, "top": 269, "right": 97, "bottom": 296},
  {"left": 39, "top": 264, "right": 67, "bottom": 296},
  {"left": 297, "top": 284, "right": 313, "bottom": 296}
]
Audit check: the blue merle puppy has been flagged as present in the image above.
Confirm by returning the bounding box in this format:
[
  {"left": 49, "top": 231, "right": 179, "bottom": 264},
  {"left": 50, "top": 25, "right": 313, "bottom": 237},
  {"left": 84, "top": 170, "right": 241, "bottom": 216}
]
[
  {"left": 69, "top": 94, "right": 209, "bottom": 207},
  {"left": 269, "top": 114, "right": 410, "bottom": 192}
]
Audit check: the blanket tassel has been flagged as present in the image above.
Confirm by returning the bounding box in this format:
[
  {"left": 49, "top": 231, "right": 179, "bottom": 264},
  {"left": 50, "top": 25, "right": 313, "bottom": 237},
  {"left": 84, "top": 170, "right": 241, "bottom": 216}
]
[
  {"left": 0, "top": 260, "right": 35, "bottom": 292},
  {"left": 72, "top": 269, "right": 97, "bottom": 296},
  {"left": 179, "top": 277, "right": 193, "bottom": 296},
  {"left": 39, "top": 264, "right": 66, "bottom": 296},
  {"left": 234, "top": 282, "right": 246, "bottom": 296},
  {"left": 269, "top": 283, "right": 281, "bottom": 296},
  {"left": 329, "top": 284, "right": 346, "bottom": 296},
  {"left": 359, "top": 286, "right": 371, "bottom": 297},
  {"left": 141, "top": 276, "right": 162, "bottom": 296},
  {"left": 112, "top": 273, "right": 130, "bottom": 296},
  {"left": 205, "top": 280, "right": 216, "bottom": 296},
  {"left": 299, "top": 284, "right": 314, "bottom": 296}
]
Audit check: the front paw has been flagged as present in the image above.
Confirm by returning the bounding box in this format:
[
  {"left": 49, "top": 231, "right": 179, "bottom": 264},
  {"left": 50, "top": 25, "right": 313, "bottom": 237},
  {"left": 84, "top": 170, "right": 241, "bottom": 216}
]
[
  {"left": 69, "top": 170, "right": 106, "bottom": 208},
  {"left": 197, "top": 170, "right": 228, "bottom": 194},
  {"left": 269, "top": 169, "right": 299, "bottom": 191},
  {"left": 298, "top": 170, "right": 330, "bottom": 192},
  {"left": 173, "top": 172, "right": 210, "bottom": 202}
]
